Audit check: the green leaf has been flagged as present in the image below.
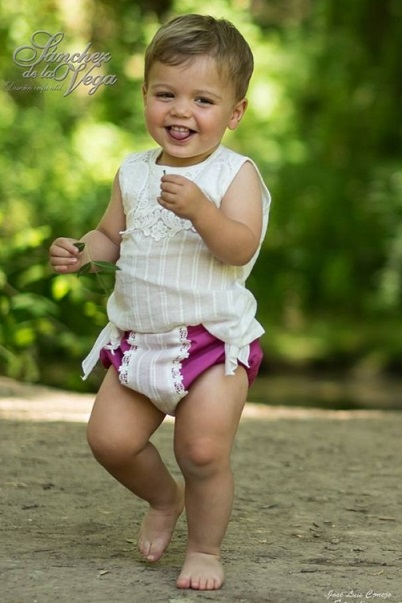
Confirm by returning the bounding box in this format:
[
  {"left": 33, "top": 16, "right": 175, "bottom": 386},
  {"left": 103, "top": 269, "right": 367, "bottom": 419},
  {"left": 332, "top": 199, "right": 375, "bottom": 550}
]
[
  {"left": 77, "top": 262, "right": 93, "bottom": 277},
  {"left": 73, "top": 242, "right": 86, "bottom": 252},
  {"left": 92, "top": 261, "right": 121, "bottom": 273}
]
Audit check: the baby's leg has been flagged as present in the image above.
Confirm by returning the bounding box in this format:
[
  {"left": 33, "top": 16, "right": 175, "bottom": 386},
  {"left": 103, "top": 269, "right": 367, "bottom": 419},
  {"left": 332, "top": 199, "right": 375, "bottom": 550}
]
[
  {"left": 174, "top": 364, "right": 248, "bottom": 590},
  {"left": 87, "top": 368, "right": 184, "bottom": 561}
]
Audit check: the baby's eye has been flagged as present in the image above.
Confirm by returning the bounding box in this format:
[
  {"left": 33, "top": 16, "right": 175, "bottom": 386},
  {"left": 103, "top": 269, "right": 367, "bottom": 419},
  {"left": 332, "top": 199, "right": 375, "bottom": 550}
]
[
  {"left": 196, "top": 97, "right": 213, "bottom": 105},
  {"left": 156, "top": 92, "right": 174, "bottom": 99}
]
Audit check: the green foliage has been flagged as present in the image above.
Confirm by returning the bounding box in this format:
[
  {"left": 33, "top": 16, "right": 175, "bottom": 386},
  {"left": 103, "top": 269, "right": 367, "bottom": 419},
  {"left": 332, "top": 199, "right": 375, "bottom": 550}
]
[
  {"left": 246, "top": 0, "right": 402, "bottom": 371},
  {"left": 1, "top": 0, "right": 401, "bottom": 389}
]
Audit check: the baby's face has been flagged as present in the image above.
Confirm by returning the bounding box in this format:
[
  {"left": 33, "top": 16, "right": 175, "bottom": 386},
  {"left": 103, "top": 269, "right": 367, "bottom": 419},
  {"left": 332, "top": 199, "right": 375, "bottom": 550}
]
[{"left": 142, "top": 55, "right": 246, "bottom": 167}]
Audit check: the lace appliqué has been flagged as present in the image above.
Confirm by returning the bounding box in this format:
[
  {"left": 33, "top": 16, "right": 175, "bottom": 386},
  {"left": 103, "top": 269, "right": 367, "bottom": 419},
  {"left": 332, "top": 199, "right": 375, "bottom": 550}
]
[
  {"left": 172, "top": 326, "right": 191, "bottom": 396},
  {"left": 120, "top": 152, "right": 201, "bottom": 241},
  {"left": 124, "top": 207, "right": 196, "bottom": 242},
  {"left": 118, "top": 331, "right": 138, "bottom": 387}
]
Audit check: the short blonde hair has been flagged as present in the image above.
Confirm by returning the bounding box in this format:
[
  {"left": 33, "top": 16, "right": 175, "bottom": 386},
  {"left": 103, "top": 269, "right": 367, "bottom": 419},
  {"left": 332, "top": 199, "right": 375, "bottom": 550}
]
[{"left": 144, "top": 14, "right": 254, "bottom": 101}]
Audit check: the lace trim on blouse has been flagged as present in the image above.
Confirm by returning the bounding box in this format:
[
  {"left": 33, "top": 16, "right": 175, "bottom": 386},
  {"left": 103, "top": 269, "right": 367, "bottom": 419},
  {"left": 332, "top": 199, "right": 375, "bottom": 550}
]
[
  {"left": 119, "top": 148, "right": 224, "bottom": 242},
  {"left": 121, "top": 207, "right": 196, "bottom": 242}
]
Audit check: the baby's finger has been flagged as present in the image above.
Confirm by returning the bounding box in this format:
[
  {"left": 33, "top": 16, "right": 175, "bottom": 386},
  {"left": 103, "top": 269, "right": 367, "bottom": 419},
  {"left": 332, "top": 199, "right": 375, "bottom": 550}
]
[
  {"left": 49, "top": 238, "right": 80, "bottom": 258},
  {"left": 50, "top": 254, "right": 78, "bottom": 265},
  {"left": 50, "top": 256, "right": 79, "bottom": 273},
  {"left": 157, "top": 195, "right": 169, "bottom": 209},
  {"left": 161, "top": 173, "right": 185, "bottom": 185}
]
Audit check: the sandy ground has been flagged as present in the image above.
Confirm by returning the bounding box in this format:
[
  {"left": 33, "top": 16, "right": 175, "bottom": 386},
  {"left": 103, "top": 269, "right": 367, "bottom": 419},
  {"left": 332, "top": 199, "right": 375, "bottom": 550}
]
[{"left": 1, "top": 376, "right": 401, "bottom": 603}]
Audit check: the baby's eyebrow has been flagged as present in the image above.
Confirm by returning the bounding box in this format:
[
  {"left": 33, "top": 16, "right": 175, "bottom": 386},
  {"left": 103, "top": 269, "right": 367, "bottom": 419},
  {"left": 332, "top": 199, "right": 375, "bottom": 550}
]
[{"left": 150, "top": 83, "right": 172, "bottom": 90}]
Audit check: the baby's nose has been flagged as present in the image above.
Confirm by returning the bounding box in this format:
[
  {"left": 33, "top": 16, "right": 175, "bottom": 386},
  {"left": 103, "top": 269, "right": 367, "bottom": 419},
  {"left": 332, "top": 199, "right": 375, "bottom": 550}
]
[{"left": 170, "top": 98, "right": 191, "bottom": 117}]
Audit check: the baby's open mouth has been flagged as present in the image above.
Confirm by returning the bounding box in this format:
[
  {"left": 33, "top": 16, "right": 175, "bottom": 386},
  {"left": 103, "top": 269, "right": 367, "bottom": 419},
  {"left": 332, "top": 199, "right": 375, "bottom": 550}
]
[{"left": 167, "top": 126, "right": 195, "bottom": 141}]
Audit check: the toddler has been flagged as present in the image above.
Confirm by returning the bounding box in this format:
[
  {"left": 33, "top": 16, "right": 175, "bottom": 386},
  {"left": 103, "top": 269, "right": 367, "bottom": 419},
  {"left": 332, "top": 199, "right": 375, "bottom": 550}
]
[{"left": 49, "top": 13, "right": 270, "bottom": 591}]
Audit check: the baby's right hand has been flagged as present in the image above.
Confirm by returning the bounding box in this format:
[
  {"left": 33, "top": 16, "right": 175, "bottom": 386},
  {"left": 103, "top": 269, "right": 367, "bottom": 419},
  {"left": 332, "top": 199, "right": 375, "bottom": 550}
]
[{"left": 49, "top": 237, "right": 82, "bottom": 273}]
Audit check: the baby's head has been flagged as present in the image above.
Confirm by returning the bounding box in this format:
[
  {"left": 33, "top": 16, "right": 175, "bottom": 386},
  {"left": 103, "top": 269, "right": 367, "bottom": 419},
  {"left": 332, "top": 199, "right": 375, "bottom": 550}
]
[{"left": 144, "top": 14, "right": 254, "bottom": 102}]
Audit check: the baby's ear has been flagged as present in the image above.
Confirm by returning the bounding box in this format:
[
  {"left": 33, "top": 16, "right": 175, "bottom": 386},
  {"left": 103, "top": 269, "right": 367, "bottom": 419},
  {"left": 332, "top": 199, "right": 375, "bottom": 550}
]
[
  {"left": 228, "top": 98, "right": 248, "bottom": 130},
  {"left": 142, "top": 83, "right": 148, "bottom": 103}
]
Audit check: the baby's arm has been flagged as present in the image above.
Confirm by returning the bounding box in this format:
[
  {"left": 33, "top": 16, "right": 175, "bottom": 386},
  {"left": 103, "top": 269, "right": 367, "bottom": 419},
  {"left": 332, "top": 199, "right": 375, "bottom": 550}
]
[
  {"left": 49, "top": 171, "right": 125, "bottom": 273},
  {"left": 159, "top": 161, "right": 262, "bottom": 266}
]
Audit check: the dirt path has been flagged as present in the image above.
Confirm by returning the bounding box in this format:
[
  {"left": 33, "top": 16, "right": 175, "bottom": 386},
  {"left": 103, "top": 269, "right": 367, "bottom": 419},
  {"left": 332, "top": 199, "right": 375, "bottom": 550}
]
[{"left": 1, "top": 377, "right": 401, "bottom": 603}]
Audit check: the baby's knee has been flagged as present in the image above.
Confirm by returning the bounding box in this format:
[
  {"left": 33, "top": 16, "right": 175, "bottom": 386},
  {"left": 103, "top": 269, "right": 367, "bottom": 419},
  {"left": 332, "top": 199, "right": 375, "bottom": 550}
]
[
  {"left": 87, "top": 423, "right": 136, "bottom": 469},
  {"left": 87, "top": 424, "right": 115, "bottom": 466},
  {"left": 175, "top": 437, "right": 229, "bottom": 476}
]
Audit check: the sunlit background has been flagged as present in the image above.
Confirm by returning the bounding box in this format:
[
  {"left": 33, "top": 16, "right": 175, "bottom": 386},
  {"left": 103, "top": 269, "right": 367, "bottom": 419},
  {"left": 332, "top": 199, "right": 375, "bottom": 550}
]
[{"left": 1, "top": 0, "right": 401, "bottom": 407}]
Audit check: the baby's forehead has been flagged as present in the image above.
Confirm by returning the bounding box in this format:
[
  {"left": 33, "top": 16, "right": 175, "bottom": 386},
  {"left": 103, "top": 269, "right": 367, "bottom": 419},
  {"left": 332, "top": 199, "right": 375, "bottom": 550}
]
[{"left": 154, "top": 55, "right": 232, "bottom": 83}]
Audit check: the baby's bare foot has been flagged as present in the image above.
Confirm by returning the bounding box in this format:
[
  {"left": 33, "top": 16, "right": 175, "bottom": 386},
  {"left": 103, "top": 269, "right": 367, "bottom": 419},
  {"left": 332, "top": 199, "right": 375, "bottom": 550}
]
[
  {"left": 138, "top": 482, "right": 184, "bottom": 562},
  {"left": 176, "top": 552, "right": 224, "bottom": 590}
]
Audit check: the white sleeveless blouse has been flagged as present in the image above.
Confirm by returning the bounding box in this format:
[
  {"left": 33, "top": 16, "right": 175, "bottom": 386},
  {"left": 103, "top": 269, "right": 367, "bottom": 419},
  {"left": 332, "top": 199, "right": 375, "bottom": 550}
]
[{"left": 82, "top": 145, "right": 271, "bottom": 380}]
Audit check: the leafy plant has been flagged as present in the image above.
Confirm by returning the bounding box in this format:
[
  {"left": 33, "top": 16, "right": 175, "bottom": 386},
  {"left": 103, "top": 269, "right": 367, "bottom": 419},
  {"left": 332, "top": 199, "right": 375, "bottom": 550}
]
[{"left": 74, "top": 242, "right": 120, "bottom": 296}]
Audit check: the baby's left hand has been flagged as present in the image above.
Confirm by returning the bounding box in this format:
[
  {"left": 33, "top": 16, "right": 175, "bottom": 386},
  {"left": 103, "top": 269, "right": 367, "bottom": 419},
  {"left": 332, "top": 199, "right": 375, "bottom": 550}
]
[{"left": 158, "top": 174, "right": 207, "bottom": 221}]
